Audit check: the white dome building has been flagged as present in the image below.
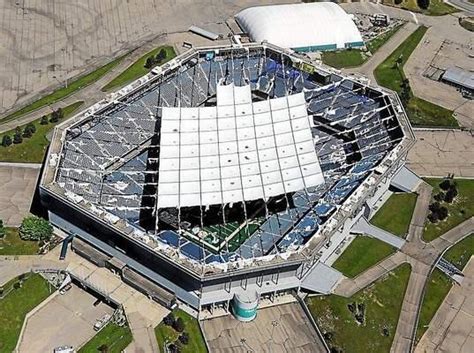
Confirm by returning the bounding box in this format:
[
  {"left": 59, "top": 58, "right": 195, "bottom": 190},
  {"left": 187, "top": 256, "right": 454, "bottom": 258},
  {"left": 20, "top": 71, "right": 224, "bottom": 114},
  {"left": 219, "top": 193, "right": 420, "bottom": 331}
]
[{"left": 235, "top": 2, "right": 364, "bottom": 52}]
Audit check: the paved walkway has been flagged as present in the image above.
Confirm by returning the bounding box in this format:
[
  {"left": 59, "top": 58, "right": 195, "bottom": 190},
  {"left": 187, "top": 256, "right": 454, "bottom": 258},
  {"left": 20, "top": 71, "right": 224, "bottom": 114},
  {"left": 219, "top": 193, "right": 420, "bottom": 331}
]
[
  {"left": 332, "top": 180, "right": 473, "bottom": 353},
  {"left": 353, "top": 217, "right": 406, "bottom": 249}
]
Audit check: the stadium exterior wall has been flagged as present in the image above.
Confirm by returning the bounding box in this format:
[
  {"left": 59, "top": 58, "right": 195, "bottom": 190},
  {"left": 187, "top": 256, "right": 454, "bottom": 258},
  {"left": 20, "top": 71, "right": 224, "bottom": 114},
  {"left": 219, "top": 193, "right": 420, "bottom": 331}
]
[{"left": 39, "top": 186, "right": 305, "bottom": 309}]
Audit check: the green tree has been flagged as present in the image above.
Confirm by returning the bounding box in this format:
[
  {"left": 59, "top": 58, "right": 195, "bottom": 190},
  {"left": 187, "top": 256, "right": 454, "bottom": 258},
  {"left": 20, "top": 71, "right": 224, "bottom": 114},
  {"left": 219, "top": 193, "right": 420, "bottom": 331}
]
[
  {"left": 26, "top": 122, "right": 36, "bottom": 133},
  {"left": 40, "top": 115, "right": 49, "bottom": 125},
  {"left": 144, "top": 56, "right": 155, "bottom": 69},
  {"left": 156, "top": 48, "right": 167, "bottom": 63},
  {"left": 13, "top": 130, "right": 23, "bottom": 144},
  {"left": 1, "top": 135, "right": 12, "bottom": 147},
  {"left": 23, "top": 123, "right": 36, "bottom": 138},
  {"left": 19, "top": 216, "right": 53, "bottom": 242},
  {"left": 417, "top": 0, "right": 430, "bottom": 9},
  {"left": 0, "top": 219, "right": 5, "bottom": 238},
  {"left": 172, "top": 317, "right": 185, "bottom": 333}
]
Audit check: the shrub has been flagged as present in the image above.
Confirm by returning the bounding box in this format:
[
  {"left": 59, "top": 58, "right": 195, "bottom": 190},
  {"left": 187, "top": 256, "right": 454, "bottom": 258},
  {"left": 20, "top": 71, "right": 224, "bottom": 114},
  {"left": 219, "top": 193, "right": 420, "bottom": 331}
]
[
  {"left": 26, "top": 122, "right": 36, "bottom": 133},
  {"left": 1, "top": 135, "right": 12, "bottom": 147},
  {"left": 144, "top": 57, "right": 155, "bottom": 69},
  {"left": 444, "top": 187, "right": 458, "bottom": 203},
  {"left": 178, "top": 332, "right": 189, "bottom": 345},
  {"left": 164, "top": 312, "right": 175, "bottom": 326},
  {"left": 428, "top": 212, "right": 439, "bottom": 223},
  {"left": 156, "top": 48, "right": 167, "bottom": 63},
  {"left": 98, "top": 344, "right": 109, "bottom": 353},
  {"left": 13, "top": 130, "right": 23, "bottom": 144},
  {"left": 23, "top": 125, "right": 33, "bottom": 138},
  {"left": 417, "top": 0, "right": 430, "bottom": 10},
  {"left": 19, "top": 216, "right": 53, "bottom": 242},
  {"left": 438, "top": 206, "right": 448, "bottom": 221},
  {"left": 40, "top": 115, "right": 49, "bottom": 125},
  {"left": 172, "top": 317, "right": 185, "bottom": 333},
  {"left": 0, "top": 219, "right": 5, "bottom": 238},
  {"left": 439, "top": 179, "right": 451, "bottom": 191},
  {"left": 434, "top": 192, "right": 445, "bottom": 202},
  {"left": 429, "top": 202, "right": 441, "bottom": 213}
]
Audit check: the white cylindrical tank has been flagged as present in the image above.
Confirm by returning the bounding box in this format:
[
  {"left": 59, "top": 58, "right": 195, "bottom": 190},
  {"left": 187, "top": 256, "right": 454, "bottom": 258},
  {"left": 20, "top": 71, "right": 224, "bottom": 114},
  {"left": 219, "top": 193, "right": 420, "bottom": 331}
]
[{"left": 231, "top": 290, "right": 259, "bottom": 322}]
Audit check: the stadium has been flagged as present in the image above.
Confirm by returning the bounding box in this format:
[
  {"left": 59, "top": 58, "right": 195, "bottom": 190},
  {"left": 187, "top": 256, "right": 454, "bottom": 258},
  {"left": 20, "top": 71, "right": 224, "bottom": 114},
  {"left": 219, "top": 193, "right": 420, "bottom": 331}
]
[{"left": 39, "top": 41, "right": 414, "bottom": 317}]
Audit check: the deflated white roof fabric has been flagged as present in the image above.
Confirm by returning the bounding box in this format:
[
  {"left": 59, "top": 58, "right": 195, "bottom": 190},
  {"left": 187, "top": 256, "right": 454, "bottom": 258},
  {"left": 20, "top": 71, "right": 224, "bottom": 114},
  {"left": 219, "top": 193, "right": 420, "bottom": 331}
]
[
  {"left": 235, "top": 2, "right": 363, "bottom": 50},
  {"left": 157, "top": 84, "right": 324, "bottom": 208}
]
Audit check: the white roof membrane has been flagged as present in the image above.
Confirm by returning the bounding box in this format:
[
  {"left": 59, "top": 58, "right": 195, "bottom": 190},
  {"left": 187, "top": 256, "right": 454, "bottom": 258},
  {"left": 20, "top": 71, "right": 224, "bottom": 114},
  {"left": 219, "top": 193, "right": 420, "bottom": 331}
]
[
  {"left": 157, "top": 84, "right": 324, "bottom": 208},
  {"left": 235, "top": 2, "right": 363, "bottom": 50}
]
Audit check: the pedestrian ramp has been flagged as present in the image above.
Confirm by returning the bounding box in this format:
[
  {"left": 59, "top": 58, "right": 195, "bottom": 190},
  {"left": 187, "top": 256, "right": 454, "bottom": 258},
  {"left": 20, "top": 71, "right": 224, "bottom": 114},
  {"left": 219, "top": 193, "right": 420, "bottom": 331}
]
[
  {"left": 353, "top": 217, "right": 406, "bottom": 249},
  {"left": 301, "top": 262, "right": 344, "bottom": 294},
  {"left": 391, "top": 166, "right": 422, "bottom": 193}
]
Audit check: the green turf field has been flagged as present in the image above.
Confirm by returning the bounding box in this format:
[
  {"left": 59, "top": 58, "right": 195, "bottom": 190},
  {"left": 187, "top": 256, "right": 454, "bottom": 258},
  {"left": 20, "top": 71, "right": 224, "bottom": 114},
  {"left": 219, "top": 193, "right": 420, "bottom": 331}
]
[{"left": 201, "top": 218, "right": 264, "bottom": 252}]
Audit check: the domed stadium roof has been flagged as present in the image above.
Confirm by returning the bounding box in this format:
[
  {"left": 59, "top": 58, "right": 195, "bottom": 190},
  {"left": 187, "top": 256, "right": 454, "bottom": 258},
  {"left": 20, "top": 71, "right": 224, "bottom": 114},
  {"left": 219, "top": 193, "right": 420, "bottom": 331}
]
[{"left": 235, "top": 2, "right": 363, "bottom": 51}]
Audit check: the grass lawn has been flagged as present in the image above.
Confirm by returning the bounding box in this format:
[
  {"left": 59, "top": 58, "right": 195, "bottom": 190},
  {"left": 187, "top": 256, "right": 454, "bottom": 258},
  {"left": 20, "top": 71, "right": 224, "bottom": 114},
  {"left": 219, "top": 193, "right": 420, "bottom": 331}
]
[
  {"left": 416, "top": 234, "right": 473, "bottom": 341},
  {"left": 0, "top": 273, "right": 53, "bottom": 353},
  {"left": 370, "top": 193, "right": 418, "bottom": 237},
  {"left": 416, "top": 268, "right": 452, "bottom": 341},
  {"left": 321, "top": 50, "right": 367, "bottom": 69},
  {"left": 306, "top": 263, "right": 411, "bottom": 353},
  {"left": 0, "top": 101, "right": 83, "bottom": 163},
  {"left": 1, "top": 55, "right": 125, "bottom": 124},
  {"left": 321, "top": 24, "right": 402, "bottom": 69},
  {"left": 102, "top": 45, "right": 176, "bottom": 92},
  {"left": 78, "top": 322, "right": 132, "bottom": 353},
  {"left": 383, "top": 0, "right": 458, "bottom": 16},
  {"left": 0, "top": 228, "right": 39, "bottom": 255},
  {"left": 444, "top": 234, "right": 474, "bottom": 270},
  {"left": 332, "top": 236, "right": 396, "bottom": 278},
  {"left": 374, "top": 26, "right": 457, "bottom": 127},
  {"left": 155, "top": 309, "right": 207, "bottom": 353},
  {"left": 423, "top": 179, "right": 474, "bottom": 242},
  {"left": 374, "top": 26, "right": 428, "bottom": 93}
]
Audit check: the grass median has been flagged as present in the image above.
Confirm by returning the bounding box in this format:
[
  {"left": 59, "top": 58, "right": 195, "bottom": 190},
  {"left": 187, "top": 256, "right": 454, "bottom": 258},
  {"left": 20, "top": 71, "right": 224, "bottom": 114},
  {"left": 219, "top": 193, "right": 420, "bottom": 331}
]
[
  {"left": 370, "top": 193, "right": 418, "bottom": 238},
  {"left": 102, "top": 45, "right": 176, "bottom": 92},
  {"left": 416, "top": 234, "right": 473, "bottom": 341},
  {"left": 383, "top": 0, "right": 458, "bottom": 16},
  {"left": 155, "top": 309, "right": 207, "bottom": 353},
  {"left": 423, "top": 179, "right": 474, "bottom": 242},
  {"left": 374, "top": 26, "right": 458, "bottom": 127},
  {"left": 0, "top": 101, "right": 83, "bottom": 163},
  {"left": 321, "top": 24, "right": 402, "bottom": 69},
  {"left": 0, "top": 273, "right": 53, "bottom": 353},
  {"left": 78, "top": 322, "right": 132, "bottom": 353},
  {"left": 307, "top": 263, "right": 411, "bottom": 353},
  {"left": 1, "top": 55, "right": 125, "bottom": 124},
  {"left": 332, "top": 236, "right": 396, "bottom": 278},
  {"left": 0, "top": 228, "right": 39, "bottom": 256}
]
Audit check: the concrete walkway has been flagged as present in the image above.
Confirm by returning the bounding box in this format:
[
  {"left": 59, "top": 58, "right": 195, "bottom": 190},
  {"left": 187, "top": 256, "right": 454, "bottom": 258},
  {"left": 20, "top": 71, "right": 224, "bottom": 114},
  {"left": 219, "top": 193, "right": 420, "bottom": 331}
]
[
  {"left": 333, "top": 251, "right": 409, "bottom": 297},
  {"left": 332, "top": 179, "right": 473, "bottom": 353},
  {"left": 353, "top": 217, "right": 406, "bottom": 249}
]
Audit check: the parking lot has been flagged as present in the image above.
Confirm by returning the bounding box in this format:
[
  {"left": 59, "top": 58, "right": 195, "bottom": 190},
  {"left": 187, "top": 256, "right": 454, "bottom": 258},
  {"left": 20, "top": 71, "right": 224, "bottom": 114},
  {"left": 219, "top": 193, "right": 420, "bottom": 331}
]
[
  {"left": 202, "top": 303, "right": 327, "bottom": 353},
  {"left": 18, "top": 283, "right": 114, "bottom": 353},
  {"left": 0, "top": 163, "right": 40, "bottom": 226},
  {"left": 407, "top": 130, "right": 474, "bottom": 178}
]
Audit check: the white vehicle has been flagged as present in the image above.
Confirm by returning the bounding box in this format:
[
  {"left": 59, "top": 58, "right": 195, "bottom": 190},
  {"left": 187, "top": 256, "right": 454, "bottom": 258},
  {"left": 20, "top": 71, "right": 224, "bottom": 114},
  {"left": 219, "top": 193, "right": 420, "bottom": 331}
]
[
  {"left": 94, "top": 314, "right": 111, "bottom": 331},
  {"left": 53, "top": 346, "right": 75, "bottom": 353}
]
